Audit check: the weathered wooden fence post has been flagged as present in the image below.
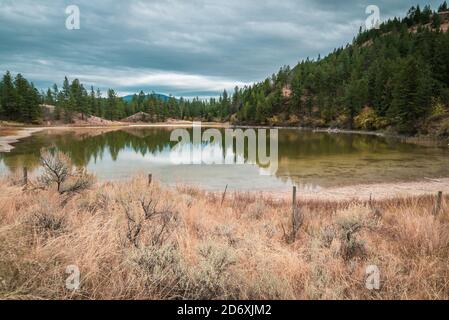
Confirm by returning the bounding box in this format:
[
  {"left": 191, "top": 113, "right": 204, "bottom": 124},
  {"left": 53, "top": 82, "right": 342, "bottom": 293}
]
[
  {"left": 148, "top": 173, "right": 152, "bottom": 186},
  {"left": 433, "top": 191, "right": 443, "bottom": 216},
  {"left": 283, "top": 186, "right": 303, "bottom": 244},
  {"left": 221, "top": 184, "right": 228, "bottom": 206},
  {"left": 292, "top": 186, "right": 297, "bottom": 216},
  {"left": 23, "top": 167, "right": 28, "bottom": 186},
  {"left": 291, "top": 186, "right": 297, "bottom": 242}
]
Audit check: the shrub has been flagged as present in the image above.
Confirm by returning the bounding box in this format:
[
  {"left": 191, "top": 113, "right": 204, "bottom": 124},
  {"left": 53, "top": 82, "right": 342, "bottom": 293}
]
[
  {"left": 335, "top": 209, "right": 377, "bottom": 261},
  {"left": 246, "top": 199, "right": 266, "bottom": 220},
  {"left": 39, "top": 149, "right": 71, "bottom": 192},
  {"left": 29, "top": 200, "right": 66, "bottom": 235},
  {"left": 133, "top": 241, "right": 238, "bottom": 300},
  {"left": 187, "top": 242, "right": 237, "bottom": 299},
  {"left": 38, "top": 149, "right": 94, "bottom": 194},
  {"left": 59, "top": 168, "right": 95, "bottom": 195},
  {"left": 319, "top": 225, "right": 336, "bottom": 248},
  {"left": 430, "top": 100, "right": 447, "bottom": 117},
  {"left": 121, "top": 192, "right": 178, "bottom": 248},
  {"left": 133, "top": 243, "right": 187, "bottom": 298},
  {"left": 354, "top": 107, "right": 388, "bottom": 130}
]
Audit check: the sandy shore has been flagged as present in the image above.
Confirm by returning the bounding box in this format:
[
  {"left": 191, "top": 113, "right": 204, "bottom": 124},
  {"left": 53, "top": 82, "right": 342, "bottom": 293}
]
[
  {"left": 266, "top": 177, "right": 449, "bottom": 202},
  {"left": 0, "top": 121, "right": 230, "bottom": 152},
  {"left": 0, "top": 128, "right": 44, "bottom": 152}
]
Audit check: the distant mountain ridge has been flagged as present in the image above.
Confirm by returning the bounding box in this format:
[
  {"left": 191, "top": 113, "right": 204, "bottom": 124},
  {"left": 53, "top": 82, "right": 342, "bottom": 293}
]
[{"left": 121, "top": 92, "right": 175, "bottom": 103}]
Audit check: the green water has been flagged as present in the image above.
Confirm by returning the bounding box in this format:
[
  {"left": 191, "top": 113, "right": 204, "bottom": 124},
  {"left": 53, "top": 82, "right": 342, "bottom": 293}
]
[{"left": 1, "top": 127, "right": 448, "bottom": 191}]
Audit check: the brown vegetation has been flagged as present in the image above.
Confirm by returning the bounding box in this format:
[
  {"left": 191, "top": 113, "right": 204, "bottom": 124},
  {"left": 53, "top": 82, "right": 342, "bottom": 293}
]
[{"left": 0, "top": 153, "right": 448, "bottom": 300}]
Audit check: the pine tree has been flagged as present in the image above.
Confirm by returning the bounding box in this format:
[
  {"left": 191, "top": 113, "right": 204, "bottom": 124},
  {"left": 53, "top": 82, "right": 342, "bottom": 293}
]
[
  {"left": 415, "top": 5, "right": 422, "bottom": 24},
  {"left": 96, "top": 89, "right": 103, "bottom": 117},
  {"left": 220, "top": 90, "right": 230, "bottom": 119},
  {"left": 27, "top": 84, "right": 43, "bottom": 123},
  {"left": 61, "top": 77, "right": 72, "bottom": 122},
  {"left": 45, "top": 88, "right": 54, "bottom": 104},
  {"left": 106, "top": 89, "right": 118, "bottom": 120},
  {"left": 422, "top": 5, "right": 432, "bottom": 24},
  {"left": 432, "top": 12, "right": 442, "bottom": 29},
  {"left": 52, "top": 84, "right": 59, "bottom": 101},
  {"left": 88, "top": 86, "right": 96, "bottom": 117},
  {"left": 69, "top": 79, "right": 85, "bottom": 119},
  {"left": 1, "top": 71, "right": 17, "bottom": 120},
  {"left": 14, "top": 73, "right": 29, "bottom": 121},
  {"left": 231, "top": 86, "right": 241, "bottom": 114},
  {"left": 389, "top": 57, "right": 431, "bottom": 133}
]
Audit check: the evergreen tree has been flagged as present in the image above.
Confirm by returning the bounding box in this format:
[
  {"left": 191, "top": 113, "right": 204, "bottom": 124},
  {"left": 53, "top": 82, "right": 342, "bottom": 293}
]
[
  {"left": 106, "top": 89, "right": 118, "bottom": 120},
  {"left": 432, "top": 12, "right": 442, "bottom": 29},
  {"left": 1, "top": 71, "right": 17, "bottom": 120},
  {"left": 389, "top": 58, "right": 432, "bottom": 133},
  {"left": 13, "top": 74, "right": 41, "bottom": 123},
  {"left": 45, "top": 88, "right": 54, "bottom": 104},
  {"left": 220, "top": 90, "right": 230, "bottom": 119},
  {"left": 96, "top": 89, "right": 103, "bottom": 117},
  {"left": 89, "top": 86, "right": 97, "bottom": 117},
  {"left": 421, "top": 5, "right": 432, "bottom": 24},
  {"left": 231, "top": 86, "right": 241, "bottom": 114}
]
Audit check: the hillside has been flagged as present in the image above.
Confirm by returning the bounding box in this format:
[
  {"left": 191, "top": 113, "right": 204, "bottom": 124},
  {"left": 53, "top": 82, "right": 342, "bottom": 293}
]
[
  {"left": 233, "top": 3, "right": 449, "bottom": 136},
  {"left": 1, "top": 3, "right": 449, "bottom": 137},
  {"left": 121, "top": 111, "right": 152, "bottom": 123},
  {"left": 40, "top": 105, "right": 122, "bottom": 126}
]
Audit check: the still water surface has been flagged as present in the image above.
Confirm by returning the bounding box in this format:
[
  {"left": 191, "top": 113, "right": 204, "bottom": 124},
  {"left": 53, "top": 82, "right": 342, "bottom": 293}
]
[{"left": 1, "top": 127, "right": 448, "bottom": 191}]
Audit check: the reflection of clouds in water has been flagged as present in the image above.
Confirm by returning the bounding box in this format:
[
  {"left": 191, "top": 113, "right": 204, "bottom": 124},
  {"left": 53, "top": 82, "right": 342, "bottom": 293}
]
[
  {"left": 118, "top": 145, "right": 175, "bottom": 164},
  {"left": 84, "top": 151, "right": 291, "bottom": 191},
  {"left": 108, "top": 141, "right": 255, "bottom": 166},
  {"left": 5, "top": 128, "right": 449, "bottom": 190}
]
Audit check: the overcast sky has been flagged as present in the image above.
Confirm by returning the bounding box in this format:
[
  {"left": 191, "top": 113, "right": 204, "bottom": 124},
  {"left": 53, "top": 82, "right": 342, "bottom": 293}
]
[{"left": 0, "top": 0, "right": 443, "bottom": 97}]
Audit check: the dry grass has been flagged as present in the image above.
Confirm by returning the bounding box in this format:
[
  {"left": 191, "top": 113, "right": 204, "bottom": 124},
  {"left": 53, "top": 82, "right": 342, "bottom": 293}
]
[{"left": 0, "top": 167, "right": 448, "bottom": 300}]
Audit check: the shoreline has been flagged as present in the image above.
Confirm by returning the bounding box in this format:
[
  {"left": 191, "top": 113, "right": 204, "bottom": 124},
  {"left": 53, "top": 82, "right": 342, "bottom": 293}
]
[
  {"left": 233, "top": 124, "right": 448, "bottom": 146},
  {"left": 0, "top": 121, "right": 230, "bottom": 152},
  {"left": 1, "top": 120, "right": 446, "bottom": 153},
  {"left": 1, "top": 124, "right": 448, "bottom": 202},
  {"left": 0, "top": 127, "right": 44, "bottom": 152},
  {"left": 263, "top": 177, "right": 449, "bottom": 202}
]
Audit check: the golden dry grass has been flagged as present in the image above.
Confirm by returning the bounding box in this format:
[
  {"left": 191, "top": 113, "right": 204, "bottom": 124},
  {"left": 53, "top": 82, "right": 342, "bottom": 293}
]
[{"left": 0, "top": 172, "right": 448, "bottom": 300}]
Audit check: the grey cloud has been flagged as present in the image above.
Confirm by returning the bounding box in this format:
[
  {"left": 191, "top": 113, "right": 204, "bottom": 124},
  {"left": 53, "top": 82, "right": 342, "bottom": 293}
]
[{"left": 0, "top": 0, "right": 443, "bottom": 97}]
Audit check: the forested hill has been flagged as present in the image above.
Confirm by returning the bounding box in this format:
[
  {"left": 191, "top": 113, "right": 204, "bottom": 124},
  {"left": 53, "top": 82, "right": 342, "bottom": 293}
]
[
  {"left": 1, "top": 3, "right": 449, "bottom": 137},
  {"left": 234, "top": 2, "right": 449, "bottom": 135}
]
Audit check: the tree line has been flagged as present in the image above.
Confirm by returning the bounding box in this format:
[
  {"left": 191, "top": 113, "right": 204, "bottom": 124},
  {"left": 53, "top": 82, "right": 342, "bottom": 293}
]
[
  {"left": 1, "top": 2, "right": 449, "bottom": 135},
  {"left": 233, "top": 2, "right": 449, "bottom": 134},
  {"left": 0, "top": 71, "right": 42, "bottom": 123},
  {"left": 0, "top": 71, "right": 238, "bottom": 124}
]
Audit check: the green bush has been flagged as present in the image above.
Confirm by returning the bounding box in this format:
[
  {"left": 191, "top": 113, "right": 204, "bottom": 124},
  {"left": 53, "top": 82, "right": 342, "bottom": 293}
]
[{"left": 354, "top": 107, "right": 388, "bottom": 130}]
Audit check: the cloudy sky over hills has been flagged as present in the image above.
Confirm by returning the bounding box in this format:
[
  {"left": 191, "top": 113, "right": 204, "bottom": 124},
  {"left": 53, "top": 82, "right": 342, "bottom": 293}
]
[{"left": 0, "top": 0, "right": 443, "bottom": 97}]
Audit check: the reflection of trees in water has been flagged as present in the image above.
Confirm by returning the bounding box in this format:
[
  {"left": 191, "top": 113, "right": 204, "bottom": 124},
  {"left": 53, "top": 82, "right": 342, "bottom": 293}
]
[
  {"left": 0, "top": 128, "right": 187, "bottom": 172},
  {"left": 0, "top": 133, "right": 53, "bottom": 171},
  {"left": 276, "top": 130, "right": 397, "bottom": 160},
  {"left": 0, "top": 128, "right": 419, "bottom": 177},
  {"left": 273, "top": 131, "right": 420, "bottom": 187}
]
